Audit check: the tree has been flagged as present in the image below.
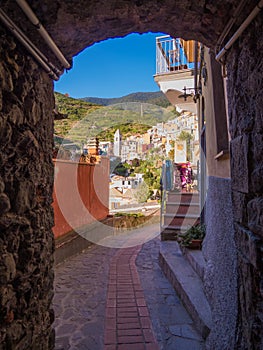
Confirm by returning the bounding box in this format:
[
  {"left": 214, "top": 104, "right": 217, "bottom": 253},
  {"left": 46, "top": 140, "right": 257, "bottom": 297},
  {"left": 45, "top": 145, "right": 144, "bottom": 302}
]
[
  {"left": 113, "top": 162, "right": 130, "bottom": 177},
  {"left": 132, "top": 158, "right": 140, "bottom": 167},
  {"left": 133, "top": 182, "right": 149, "bottom": 203}
]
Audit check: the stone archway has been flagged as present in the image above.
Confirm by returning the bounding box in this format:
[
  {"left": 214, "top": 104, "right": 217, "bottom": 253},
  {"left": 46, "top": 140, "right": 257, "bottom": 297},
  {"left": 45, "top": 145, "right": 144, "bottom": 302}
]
[{"left": 0, "top": 1, "right": 262, "bottom": 349}]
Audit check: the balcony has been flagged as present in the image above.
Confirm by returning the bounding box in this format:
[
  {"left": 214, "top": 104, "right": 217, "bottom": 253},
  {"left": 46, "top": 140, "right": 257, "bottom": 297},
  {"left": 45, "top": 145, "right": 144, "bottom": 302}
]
[
  {"left": 156, "top": 36, "right": 196, "bottom": 74},
  {"left": 154, "top": 35, "right": 199, "bottom": 113}
]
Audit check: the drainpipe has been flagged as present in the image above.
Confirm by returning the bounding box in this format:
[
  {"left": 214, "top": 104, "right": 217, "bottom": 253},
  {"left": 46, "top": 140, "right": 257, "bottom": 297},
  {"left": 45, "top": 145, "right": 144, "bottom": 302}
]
[
  {"left": 194, "top": 41, "right": 198, "bottom": 97},
  {"left": 16, "top": 0, "right": 71, "bottom": 69},
  {"left": 215, "top": 0, "right": 247, "bottom": 53},
  {"left": 216, "top": 0, "right": 263, "bottom": 62},
  {"left": 0, "top": 8, "right": 60, "bottom": 80}
]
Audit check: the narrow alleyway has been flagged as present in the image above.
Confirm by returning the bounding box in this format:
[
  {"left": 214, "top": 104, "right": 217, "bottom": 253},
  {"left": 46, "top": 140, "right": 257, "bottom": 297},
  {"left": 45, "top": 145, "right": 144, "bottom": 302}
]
[{"left": 53, "top": 224, "right": 204, "bottom": 350}]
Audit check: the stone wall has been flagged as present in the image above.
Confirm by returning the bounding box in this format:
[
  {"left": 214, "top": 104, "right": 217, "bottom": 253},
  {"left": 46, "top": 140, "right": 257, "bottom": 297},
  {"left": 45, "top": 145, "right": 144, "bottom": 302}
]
[
  {"left": 1, "top": 0, "right": 249, "bottom": 61},
  {"left": 0, "top": 28, "right": 55, "bottom": 349},
  {"left": 0, "top": 0, "right": 262, "bottom": 349},
  {"left": 226, "top": 11, "right": 263, "bottom": 350}
]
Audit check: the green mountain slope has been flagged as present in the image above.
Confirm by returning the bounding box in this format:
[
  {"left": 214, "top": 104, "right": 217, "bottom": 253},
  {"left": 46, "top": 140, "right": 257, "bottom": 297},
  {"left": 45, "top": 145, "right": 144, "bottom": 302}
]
[
  {"left": 54, "top": 92, "right": 101, "bottom": 137},
  {"left": 54, "top": 92, "right": 175, "bottom": 145},
  {"left": 81, "top": 91, "right": 170, "bottom": 108}
]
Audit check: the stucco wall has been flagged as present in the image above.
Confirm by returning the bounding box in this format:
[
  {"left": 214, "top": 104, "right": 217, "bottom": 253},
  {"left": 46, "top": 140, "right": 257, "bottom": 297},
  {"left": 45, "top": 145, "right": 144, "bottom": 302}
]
[
  {"left": 203, "top": 49, "right": 230, "bottom": 179},
  {"left": 53, "top": 158, "right": 109, "bottom": 239},
  {"left": 202, "top": 176, "right": 237, "bottom": 350}
]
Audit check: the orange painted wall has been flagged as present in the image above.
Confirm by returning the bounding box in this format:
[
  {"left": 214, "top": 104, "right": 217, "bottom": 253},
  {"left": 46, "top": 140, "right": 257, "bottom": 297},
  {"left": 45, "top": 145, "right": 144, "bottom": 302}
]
[{"left": 52, "top": 157, "right": 109, "bottom": 239}]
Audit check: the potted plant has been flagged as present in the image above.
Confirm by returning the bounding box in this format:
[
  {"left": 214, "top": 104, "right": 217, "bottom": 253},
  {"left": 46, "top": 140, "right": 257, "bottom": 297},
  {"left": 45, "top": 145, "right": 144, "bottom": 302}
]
[{"left": 179, "top": 224, "right": 206, "bottom": 249}]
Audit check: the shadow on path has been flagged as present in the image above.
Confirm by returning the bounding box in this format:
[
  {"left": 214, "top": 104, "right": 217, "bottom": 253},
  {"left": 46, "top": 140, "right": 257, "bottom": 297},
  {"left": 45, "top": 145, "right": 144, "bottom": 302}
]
[{"left": 53, "top": 223, "right": 204, "bottom": 349}]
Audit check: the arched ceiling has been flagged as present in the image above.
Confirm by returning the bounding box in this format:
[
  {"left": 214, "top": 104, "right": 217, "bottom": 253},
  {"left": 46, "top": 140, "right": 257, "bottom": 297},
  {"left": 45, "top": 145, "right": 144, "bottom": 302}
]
[{"left": 1, "top": 0, "right": 257, "bottom": 71}]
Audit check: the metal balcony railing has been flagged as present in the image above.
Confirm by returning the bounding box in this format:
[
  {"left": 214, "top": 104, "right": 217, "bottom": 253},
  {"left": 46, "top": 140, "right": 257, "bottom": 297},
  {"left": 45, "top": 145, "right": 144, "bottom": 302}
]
[{"left": 156, "top": 35, "right": 198, "bottom": 75}]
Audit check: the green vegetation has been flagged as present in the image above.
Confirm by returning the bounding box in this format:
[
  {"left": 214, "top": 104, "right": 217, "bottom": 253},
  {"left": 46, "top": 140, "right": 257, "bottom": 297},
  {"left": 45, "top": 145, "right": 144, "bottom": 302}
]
[
  {"left": 54, "top": 92, "right": 101, "bottom": 138},
  {"left": 98, "top": 123, "right": 150, "bottom": 142},
  {"left": 81, "top": 91, "right": 171, "bottom": 108},
  {"left": 179, "top": 224, "right": 206, "bottom": 248},
  {"left": 115, "top": 148, "right": 164, "bottom": 200},
  {"left": 134, "top": 150, "right": 164, "bottom": 191},
  {"left": 54, "top": 92, "right": 174, "bottom": 146},
  {"left": 133, "top": 182, "right": 150, "bottom": 203},
  {"left": 113, "top": 162, "right": 131, "bottom": 177},
  {"left": 114, "top": 212, "right": 144, "bottom": 218}
]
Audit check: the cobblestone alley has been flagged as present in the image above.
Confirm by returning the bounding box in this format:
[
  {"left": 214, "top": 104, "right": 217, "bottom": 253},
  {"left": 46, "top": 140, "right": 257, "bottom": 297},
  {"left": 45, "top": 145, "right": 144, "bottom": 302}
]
[{"left": 53, "top": 224, "right": 204, "bottom": 350}]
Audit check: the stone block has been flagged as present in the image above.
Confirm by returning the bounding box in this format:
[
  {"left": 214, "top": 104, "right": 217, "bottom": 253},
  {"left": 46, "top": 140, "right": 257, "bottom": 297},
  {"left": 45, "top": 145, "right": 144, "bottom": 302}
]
[
  {"left": 250, "top": 166, "right": 263, "bottom": 194},
  {"left": 0, "top": 176, "right": 5, "bottom": 192},
  {"left": 0, "top": 62, "right": 13, "bottom": 91},
  {"left": 13, "top": 180, "right": 34, "bottom": 214},
  {"left": 0, "top": 285, "right": 16, "bottom": 306},
  {"left": 227, "top": 91, "right": 254, "bottom": 138},
  {"left": 0, "top": 213, "right": 30, "bottom": 229},
  {"left": 0, "top": 119, "right": 12, "bottom": 147},
  {"left": 236, "top": 251, "right": 262, "bottom": 349},
  {"left": 251, "top": 133, "right": 263, "bottom": 163},
  {"left": 247, "top": 197, "right": 263, "bottom": 238},
  {"left": 231, "top": 191, "right": 249, "bottom": 225},
  {"left": 250, "top": 133, "right": 263, "bottom": 193},
  {"left": 0, "top": 253, "right": 16, "bottom": 284},
  {"left": 0, "top": 193, "right": 11, "bottom": 214},
  {"left": 235, "top": 223, "right": 262, "bottom": 269},
  {"left": 5, "top": 321, "right": 24, "bottom": 342},
  {"left": 255, "top": 99, "right": 263, "bottom": 133},
  {"left": 8, "top": 104, "right": 24, "bottom": 125},
  {"left": 230, "top": 135, "right": 249, "bottom": 193}
]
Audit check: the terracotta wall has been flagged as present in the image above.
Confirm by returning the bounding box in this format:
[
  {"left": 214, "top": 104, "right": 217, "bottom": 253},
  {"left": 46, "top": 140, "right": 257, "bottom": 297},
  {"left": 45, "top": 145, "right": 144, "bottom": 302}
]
[{"left": 53, "top": 157, "right": 109, "bottom": 239}]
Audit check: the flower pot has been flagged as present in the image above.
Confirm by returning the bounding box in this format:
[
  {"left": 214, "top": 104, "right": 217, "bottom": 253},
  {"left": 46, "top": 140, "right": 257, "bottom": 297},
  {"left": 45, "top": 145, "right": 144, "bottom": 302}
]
[{"left": 188, "top": 239, "right": 202, "bottom": 249}]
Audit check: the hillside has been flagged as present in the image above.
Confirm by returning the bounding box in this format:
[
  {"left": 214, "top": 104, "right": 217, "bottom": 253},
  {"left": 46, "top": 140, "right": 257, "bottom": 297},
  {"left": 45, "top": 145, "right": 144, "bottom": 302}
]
[
  {"left": 54, "top": 92, "right": 101, "bottom": 137},
  {"left": 54, "top": 92, "right": 175, "bottom": 145},
  {"left": 81, "top": 91, "right": 171, "bottom": 108}
]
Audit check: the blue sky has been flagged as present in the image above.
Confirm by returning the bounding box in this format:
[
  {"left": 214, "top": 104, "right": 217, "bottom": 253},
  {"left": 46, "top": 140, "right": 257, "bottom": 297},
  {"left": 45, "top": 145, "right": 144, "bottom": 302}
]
[{"left": 54, "top": 32, "right": 165, "bottom": 99}]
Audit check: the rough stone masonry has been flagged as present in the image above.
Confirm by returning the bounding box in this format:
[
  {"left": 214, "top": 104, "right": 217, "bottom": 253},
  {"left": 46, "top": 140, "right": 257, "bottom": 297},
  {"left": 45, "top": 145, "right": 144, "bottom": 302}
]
[
  {"left": 0, "top": 0, "right": 262, "bottom": 349},
  {"left": 0, "top": 28, "right": 55, "bottom": 348},
  {"left": 227, "top": 10, "right": 263, "bottom": 348}
]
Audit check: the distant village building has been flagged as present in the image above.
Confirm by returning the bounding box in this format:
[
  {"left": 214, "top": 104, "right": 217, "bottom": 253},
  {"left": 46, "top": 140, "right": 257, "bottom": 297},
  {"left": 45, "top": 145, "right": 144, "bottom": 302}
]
[
  {"left": 109, "top": 173, "right": 144, "bottom": 209},
  {"left": 86, "top": 137, "right": 99, "bottom": 155},
  {"left": 113, "top": 129, "right": 122, "bottom": 157},
  {"left": 99, "top": 141, "right": 111, "bottom": 155},
  {"left": 121, "top": 139, "right": 138, "bottom": 162}
]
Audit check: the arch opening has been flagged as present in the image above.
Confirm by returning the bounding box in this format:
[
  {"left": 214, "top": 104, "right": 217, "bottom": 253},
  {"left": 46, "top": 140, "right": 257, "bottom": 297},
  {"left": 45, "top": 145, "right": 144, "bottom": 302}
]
[{"left": 0, "top": 0, "right": 262, "bottom": 349}]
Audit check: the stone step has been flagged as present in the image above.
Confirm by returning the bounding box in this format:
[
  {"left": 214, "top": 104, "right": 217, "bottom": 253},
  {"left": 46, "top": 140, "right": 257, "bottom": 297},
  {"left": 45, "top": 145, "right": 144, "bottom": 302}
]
[
  {"left": 167, "top": 191, "right": 199, "bottom": 205},
  {"left": 161, "top": 224, "right": 189, "bottom": 240},
  {"left": 159, "top": 241, "right": 212, "bottom": 339},
  {"left": 166, "top": 202, "right": 200, "bottom": 215},
  {"left": 164, "top": 213, "right": 200, "bottom": 227},
  {"left": 181, "top": 246, "right": 206, "bottom": 281}
]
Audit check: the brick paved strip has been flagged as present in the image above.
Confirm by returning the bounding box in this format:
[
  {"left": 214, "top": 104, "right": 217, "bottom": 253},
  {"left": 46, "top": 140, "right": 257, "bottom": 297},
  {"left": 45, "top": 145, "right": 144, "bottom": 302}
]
[
  {"left": 117, "top": 323, "right": 141, "bottom": 330},
  {"left": 104, "top": 246, "right": 159, "bottom": 349}
]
